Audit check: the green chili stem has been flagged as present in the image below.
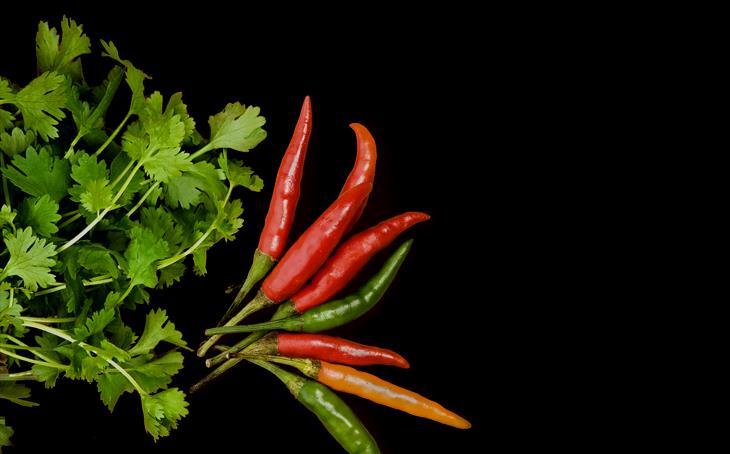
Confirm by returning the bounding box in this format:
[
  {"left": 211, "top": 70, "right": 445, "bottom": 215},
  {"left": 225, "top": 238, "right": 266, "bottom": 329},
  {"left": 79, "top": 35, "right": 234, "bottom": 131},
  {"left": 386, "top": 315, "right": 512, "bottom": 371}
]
[
  {"left": 94, "top": 111, "right": 131, "bottom": 157},
  {"left": 57, "top": 161, "right": 143, "bottom": 253},
  {"left": 197, "top": 292, "right": 271, "bottom": 357},
  {"left": 189, "top": 357, "right": 245, "bottom": 394}
]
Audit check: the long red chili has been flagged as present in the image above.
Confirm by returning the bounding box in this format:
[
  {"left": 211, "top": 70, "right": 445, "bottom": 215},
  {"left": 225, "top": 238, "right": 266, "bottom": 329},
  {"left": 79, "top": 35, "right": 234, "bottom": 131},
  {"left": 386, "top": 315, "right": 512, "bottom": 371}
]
[
  {"left": 261, "top": 182, "right": 373, "bottom": 303},
  {"left": 199, "top": 182, "right": 373, "bottom": 357},
  {"left": 289, "top": 212, "right": 429, "bottom": 313},
  {"left": 245, "top": 332, "right": 410, "bottom": 368},
  {"left": 259, "top": 96, "right": 313, "bottom": 259},
  {"left": 340, "top": 123, "right": 377, "bottom": 231},
  {"left": 214, "top": 96, "right": 312, "bottom": 330}
]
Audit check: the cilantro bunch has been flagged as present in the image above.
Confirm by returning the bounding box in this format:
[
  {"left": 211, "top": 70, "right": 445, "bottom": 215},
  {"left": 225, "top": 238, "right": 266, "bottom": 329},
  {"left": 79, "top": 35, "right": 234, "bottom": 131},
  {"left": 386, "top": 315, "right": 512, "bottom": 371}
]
[{"left": 0, "top": 17, "right": 266, "bottom": 446}]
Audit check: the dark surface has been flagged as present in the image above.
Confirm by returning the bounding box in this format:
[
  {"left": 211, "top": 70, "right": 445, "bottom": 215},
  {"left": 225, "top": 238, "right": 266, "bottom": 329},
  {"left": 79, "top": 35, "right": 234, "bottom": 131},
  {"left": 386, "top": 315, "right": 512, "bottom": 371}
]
[{"left": 2, "top": 7, "right": 489, "bottom": 453}]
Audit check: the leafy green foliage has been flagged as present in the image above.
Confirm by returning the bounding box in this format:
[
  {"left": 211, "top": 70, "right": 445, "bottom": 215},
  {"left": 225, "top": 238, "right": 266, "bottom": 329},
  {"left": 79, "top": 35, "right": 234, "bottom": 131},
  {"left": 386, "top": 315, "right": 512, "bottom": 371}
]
[
  {"left": 2, "top": 147, "right": 70, "bottom": 202},
  {"left": 0, "top": 17, "right": 267, "bottom": 445}
]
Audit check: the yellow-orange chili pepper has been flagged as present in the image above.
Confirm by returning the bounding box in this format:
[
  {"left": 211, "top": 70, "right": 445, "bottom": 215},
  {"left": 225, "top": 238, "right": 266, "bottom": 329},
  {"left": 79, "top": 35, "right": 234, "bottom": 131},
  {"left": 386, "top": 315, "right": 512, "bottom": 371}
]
[{"left": 233, "top": 355, "right": 471, "bottom": 430}]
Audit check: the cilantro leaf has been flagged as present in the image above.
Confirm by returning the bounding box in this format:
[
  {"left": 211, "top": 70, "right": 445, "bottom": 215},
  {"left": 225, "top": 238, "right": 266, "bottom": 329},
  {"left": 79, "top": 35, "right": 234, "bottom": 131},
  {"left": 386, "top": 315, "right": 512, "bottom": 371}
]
[
  {"left": 0, "top": 417, "right": 14, "bottom": 448},
  {"left": 32, "top": 364, "right": 60, "bottom": 389},
  {"left": 73, "top": 308, "right": 115, "bottom": 340},
  {"left": 129, "top": 351, "right": 184, "bottom": 394},
  {"left": 96, "top": 372, "right": 134, "bottom": 411},
  {"left": 164, "top": 161, "right": 226, "bottom": 209},
  {"left": 18, "top": 194, "right": 61, "bottom": 237},
  {"left": 0, "top": 204, "right": 17, "bottom": 229},
  {"left": 140, "top": 207, "right": 184, "bottom": 250},
  {"left": 124, "top": 226, "right": 169, "bottom": 288},
  {"left": 100, "top": 40, "right": 149, "bottom": 115},
  {"left": 3, "top": 72, "right": 68, "bottom": 140},
  {"left": 64, "top": 243, "right": 120, "bottom": 279},
  {"left": 0, "top": 128, "right": 36, "bottom": 157},
  {"left": 142, "top": 147, "right": 192, "bottom": 183},
  {"left": 0, "top": 108, "right": 15, "bottom": 131},
  {"left": 2, "top": 146, "right": 70, "bottom": 201},
  {"left": 128, "top": 309, "right": 186, "bottom": 356},
  {"left": 35, "top": 17, "right": 91, "bottom": 80},
  {"left": 218, "top": 153, "right": 263, "bottom": 192},
  {"left": 141, "top": 388, "right": 188, "bottom": 441},
  {"left": 69, "top": 152, "right": 113, "bottom": 212},
  {"left": 157, "top": 262, "right": 185, "bottom": 289},
  {"left": 0, "top": 382, "right": 38, "bottom": 407},
  {"left": 207, "top": 102, "right": 267, "bottom": 152},
  {"left": 1, "top": 227, "right": 57, "bottom": 291}
]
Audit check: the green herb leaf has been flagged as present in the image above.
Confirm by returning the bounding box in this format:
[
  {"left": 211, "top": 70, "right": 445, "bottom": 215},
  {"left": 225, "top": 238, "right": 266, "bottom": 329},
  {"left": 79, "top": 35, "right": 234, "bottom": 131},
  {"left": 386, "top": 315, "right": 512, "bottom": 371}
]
[
  {"left": 128, "top": 309, "right": 185, "bottom": 356},
  {"left": 141, "top": 388, "right": 188, "bottom": 441},
  {"left": 207, "top": 102, "right": 266, "bottom": 152},
  {"left": 0, "top": 128, "right": 36, "bottom": 157},
  {"left": 18, "top": 194, "right": 61, "bottom": 237},
  {"left": 1, "top": 227, "right": 57, "bottom": 291},
  {"left": 36, "top": 17, "right": 91, "bottom": 80},
  {"left": 2, "top": 146, "right": 70, "bottom": 202},
  {"left": 124, "top": 226, "right": 169, "bottom": 288},
  {"left": 2, "top": 72, "right": 68, "bottom": 141}
]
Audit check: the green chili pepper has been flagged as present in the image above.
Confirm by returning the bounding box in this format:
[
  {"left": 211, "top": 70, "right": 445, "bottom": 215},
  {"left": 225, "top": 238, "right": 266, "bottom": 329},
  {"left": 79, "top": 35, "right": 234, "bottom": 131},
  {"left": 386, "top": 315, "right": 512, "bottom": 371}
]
[
  {"left": 205, "top": 240, "right": 413, "bottom": 336},
  {"left": 250, "top": 359, "right": 380, "bottom": 453}
]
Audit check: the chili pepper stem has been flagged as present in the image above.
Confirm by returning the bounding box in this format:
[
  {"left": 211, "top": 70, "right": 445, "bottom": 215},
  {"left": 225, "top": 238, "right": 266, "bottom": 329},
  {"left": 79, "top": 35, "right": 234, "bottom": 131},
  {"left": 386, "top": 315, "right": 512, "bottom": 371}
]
[
  {"left": 216, "top": 249, "right": 275, "bottom": 326},
  {"left": 205, "top": 303, "right": 297, "bottom": 368},
  {"left": 190, "top": 357, "right": 244, "bottom": 394},
  {"left": 197, "top": 291, "right": 274, "bottom": 357},
  {"left": 247, "top": 358, "right": 305, "bottom": 396},
  {"left": 205, "top": 317, "right": 294, "bottom": 336}
]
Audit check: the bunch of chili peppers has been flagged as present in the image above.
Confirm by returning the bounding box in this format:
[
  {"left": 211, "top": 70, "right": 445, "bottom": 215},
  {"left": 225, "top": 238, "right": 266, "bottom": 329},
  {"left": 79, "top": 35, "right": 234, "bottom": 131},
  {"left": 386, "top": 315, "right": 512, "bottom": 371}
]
[{"left": 194, "top": 97, "right": 470, "bottom": 453}]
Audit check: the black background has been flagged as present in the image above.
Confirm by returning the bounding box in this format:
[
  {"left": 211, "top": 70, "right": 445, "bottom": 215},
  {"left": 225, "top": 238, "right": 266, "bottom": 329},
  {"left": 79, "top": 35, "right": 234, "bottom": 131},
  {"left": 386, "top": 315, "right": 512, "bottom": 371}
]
[{"left": 1, "top": 6, "right": 493, "bottom": 453}]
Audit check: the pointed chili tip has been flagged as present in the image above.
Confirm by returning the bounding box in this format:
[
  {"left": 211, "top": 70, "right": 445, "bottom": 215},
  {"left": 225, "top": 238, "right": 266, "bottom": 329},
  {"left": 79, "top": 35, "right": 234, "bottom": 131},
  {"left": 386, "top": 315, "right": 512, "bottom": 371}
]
[
  {"left": 349, "top": 122, "right": 371, "bottom": 136},
  {"left": 303, "top": 95, "right": 311, "bottom": 109},
  {"left": 396, "top": 356, "right": 411, "bottom": 369}
]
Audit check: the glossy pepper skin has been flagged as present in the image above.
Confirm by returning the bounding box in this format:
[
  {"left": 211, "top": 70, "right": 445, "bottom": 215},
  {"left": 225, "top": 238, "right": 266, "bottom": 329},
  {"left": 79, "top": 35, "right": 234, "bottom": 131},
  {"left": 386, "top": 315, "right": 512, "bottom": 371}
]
[
  {"left": 262, "top": 182, "right": 374, "bottom": 303},
  {"left": 200, "top": 183, "right": 373, "bottom": 356},
  {"left": 249, "top": 357, "right": 471, "bottom": 430},
  {"left": 205, "top": 239, "right": 413, "bottom": 336},
  {"left": 340, "top": 123, "right": 377, "bottom": 231},
  {"left": 214, "top": 97, "right": 312, "bottom": 330},
  {"left": 290, "top": 212, "right": 429, "bottom": 313},
  {"left": 258, "top": 96, "right": 313, "bottom": 259},
  {"left": 246, "top": 332, "right": 410, "bottom": 368},
  {"left": 250, "top": 359, "right": 380, "bottom": 454}
]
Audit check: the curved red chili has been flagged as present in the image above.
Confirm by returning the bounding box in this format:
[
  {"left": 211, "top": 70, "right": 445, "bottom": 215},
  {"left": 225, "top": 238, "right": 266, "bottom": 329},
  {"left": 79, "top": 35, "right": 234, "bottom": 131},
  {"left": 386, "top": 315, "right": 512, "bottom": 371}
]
[
  {"left": 259, "top": 95, "right": 312, "bottom": 259},
  {"left": 247, "top": 332, "right": 410, "bottom": 368},
  {"left": 340, "top": 123, "right": 377, "bottom": 231},
  {"left": 290, "top": 211, "right": 429, "bottom": 313},
  {"left": 262, "top": 182, "right": 372, "bottom": 302}
]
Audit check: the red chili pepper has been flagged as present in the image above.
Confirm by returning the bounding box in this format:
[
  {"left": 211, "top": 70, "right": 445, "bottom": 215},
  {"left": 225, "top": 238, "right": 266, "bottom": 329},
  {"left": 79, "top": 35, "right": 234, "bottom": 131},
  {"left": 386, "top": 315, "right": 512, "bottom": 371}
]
[
  {"left": 261, "top": 182, "right": 373, "bottom": 302},
  {"left": 259, "top": 96, "right": 313, "bottom": 259},
  {"left": 214, "top": 96, "right": 312, "bottom": 330},
  {"left": 199, "top": 182, "right": 373, "bottom": 356},
  {"left": 246, "top": 332, "right": 410, "bottom": 368},
  {"left": 340, "top": 123, "right": 377, "bottom": 231},
  {"left": 290, "top": 212, "right": 429, "bottom": 313}
]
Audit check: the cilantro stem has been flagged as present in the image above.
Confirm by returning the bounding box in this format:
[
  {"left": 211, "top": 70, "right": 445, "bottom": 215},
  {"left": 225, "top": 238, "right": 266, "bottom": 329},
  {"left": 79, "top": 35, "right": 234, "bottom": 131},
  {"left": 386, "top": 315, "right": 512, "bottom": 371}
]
[
  {"left": 111, "top": 158, "right": 135, "bottom": 188},
  {"left": 60, "top": 209, "right": 80, "bottom": 218},
  {"left": 189, "top": 143, "right": 214, "bottom": 161},
  {"left": 64, "top": 132, "right": 83, "bottom": 158},
  {"left": 126, "top": 181, "right": 160, "bottom": 218},
  {"left": 0, "top": 334, "right": 59, "bottom": 365},
  {"left": 20, "top": 320, "right": 146, "bottom": 395},
  {"left": 57, "top": 161, "right": 143, "bottom": 253},
  {"left": 156, "top": 184, "right": 234, "bottom": 270},
  {"left": 0, "top": 347, "right": 68, "bottom": 370},
  {"left": 94, "top": 111, "right": 132, "bottom": 157},
  {"left": 33, "top": 276, "right": 113, "bottom": 297},
  {"left": 0, "top": 153, "right": 11, "bottom": 206},
  {"left": 0, "top": 370, "right": 38, "bottom": 381},
  {"left": 17, "top": 316, "right": 75, "bottom": 324},
  {"left": 58, "top": 212, "right": 82, "bottom": 230}
]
